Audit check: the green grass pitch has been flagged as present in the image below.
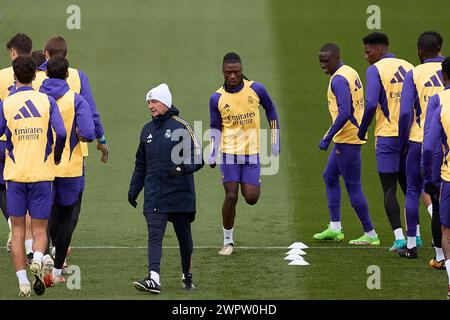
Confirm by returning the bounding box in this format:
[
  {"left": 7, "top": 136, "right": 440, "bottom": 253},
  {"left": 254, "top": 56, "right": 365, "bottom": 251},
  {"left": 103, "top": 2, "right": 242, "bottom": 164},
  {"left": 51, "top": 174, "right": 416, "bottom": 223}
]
[{"left": 0, "top": 0, "right": 448, "bottom": 299}]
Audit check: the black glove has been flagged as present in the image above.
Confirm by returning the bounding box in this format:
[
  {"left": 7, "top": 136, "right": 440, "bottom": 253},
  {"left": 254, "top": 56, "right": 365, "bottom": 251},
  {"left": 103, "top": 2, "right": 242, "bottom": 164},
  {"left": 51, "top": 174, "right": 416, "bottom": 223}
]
[
  {"left": 424, "top": 182, "right": 439, "bottom": 197},
  {"left": 357, "top": 131, "right": 367, "bottom": 141},
  {"left": 128, "top": 195, "right": 138, "bottom": 208},
  {"left": 167, "top": 164, "right": 185, "bottom": 178}
]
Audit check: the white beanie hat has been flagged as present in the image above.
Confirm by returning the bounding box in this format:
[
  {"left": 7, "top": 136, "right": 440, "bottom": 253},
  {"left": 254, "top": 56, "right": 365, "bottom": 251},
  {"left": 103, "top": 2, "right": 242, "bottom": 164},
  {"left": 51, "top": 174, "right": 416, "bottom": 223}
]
[{"left": 145, "top": 83, "right": 172, "bottom": 108}]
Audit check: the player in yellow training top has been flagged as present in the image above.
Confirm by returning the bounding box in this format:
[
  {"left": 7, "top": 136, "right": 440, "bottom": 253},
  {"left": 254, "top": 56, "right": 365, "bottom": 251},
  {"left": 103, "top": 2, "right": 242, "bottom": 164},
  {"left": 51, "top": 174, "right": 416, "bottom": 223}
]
[
  {"left": 314, "top": 43, "right": 379, "bottom": 245},
  {"left": 0, "top": 56, "right": 66, "bottom": 297},
  {"left": 0, "top": 33, "right": 33, "bottom": 253},
  {"left": 397, "top": 32, "right": 445, "bottom": 259},
  {"left": 208, "top": 52, "right": 280, "bottom": 256},
  {"left": 357, "top": 32, "right": 413, "bottom": 251}
]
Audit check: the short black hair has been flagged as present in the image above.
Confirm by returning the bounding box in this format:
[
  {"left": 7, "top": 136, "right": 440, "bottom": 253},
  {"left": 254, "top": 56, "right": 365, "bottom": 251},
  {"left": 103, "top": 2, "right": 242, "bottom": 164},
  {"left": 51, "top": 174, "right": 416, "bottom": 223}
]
[
  {"left": 417, "top": 33, "right": 440, "bottom": 56},
  {"left": 442, "top": 57, "right": 450, "bottom": 80},
  {"left": 46, "top": 56, "right": 69, "bottom": 80},
  {"left": 363, "top": 32, "right": 389, "bottom": 46},
  {"left": 320, "top": 43, "right": 340, "bottom": 56},
  {"left": 6, "top": 33, "right": 32, "bottom": 56},
  {"left": 31, "top": 50, "right": 45, "bottom": 68},
  {"left": 422, "top": 31, "right": 443, "bottom": 49},
  {"left": 12, "top": 56, "right": 36, "bottom": 84},
  {"left": 223, "top": 52, "right": 241, "bottom": 65}
]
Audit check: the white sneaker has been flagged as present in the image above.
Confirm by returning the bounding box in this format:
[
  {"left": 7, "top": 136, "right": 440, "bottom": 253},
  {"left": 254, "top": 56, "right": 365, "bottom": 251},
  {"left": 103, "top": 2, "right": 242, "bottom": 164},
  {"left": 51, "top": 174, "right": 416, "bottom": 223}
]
[
  {"left": 30, "top": 261, "right": 45, "bottom": 296},
  {"left": 51, "top": 274, "right": 66, "bottom": 285},
  {"left": 43, "top": 254, "right": 54, "bottom": 277},
  {"left": 19, "top": 283, "right": 31, "bottom": 297},
  {"left": 51, "top": 247, "right": 70, "bottom": 274},
  {"left": 6, "top": 231, "right": 11, "bottom": 253},
  {"left": 218, "top": 244, "right": 234, "bottom": 256}
]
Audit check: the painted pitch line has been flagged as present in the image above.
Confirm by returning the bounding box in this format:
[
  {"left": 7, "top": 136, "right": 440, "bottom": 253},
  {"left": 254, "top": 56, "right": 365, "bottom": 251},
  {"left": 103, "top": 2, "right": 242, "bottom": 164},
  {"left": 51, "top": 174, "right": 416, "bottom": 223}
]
[
  {"left": 0, "top": 245, "right": 393, "bottom": 250},
  {"left": 0, "top": 245, "right": 392, "bottom": 250},
  {"left": 71, "top": 245, "right": 393, "bottom": 250}
]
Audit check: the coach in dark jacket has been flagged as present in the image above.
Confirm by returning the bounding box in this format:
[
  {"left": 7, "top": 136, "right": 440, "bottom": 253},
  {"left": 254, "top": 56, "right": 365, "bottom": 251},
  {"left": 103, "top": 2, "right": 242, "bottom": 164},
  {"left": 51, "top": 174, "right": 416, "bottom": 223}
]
[{"left": 128, "top": 83, "right": 203, "bottom": 294}]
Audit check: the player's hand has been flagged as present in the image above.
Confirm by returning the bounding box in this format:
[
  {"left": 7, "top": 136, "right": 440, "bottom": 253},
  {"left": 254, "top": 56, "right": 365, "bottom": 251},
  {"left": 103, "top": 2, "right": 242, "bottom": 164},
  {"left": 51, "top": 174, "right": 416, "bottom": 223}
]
[
  {"left": 208, "top": 155, "right": 216, "bottom": 168},
  {"left": 54, "top": 154, "right": 62, "bottom": 165},
  {"left": 272, "top": 142, "right": 280, "bottom": 156},
  {"left": 424, "top": 181, "right": 439, "bottom": 197},
  {"left": 167, "top": 165, "right": 184, "bottom": 178},
  {"left": 97, "top": 142, "right": 109, "bottom": 163},
  {"left": 318, "top": 139, "right": 330, "bottom": 151},
  {"left": 128, "top": 195, "right": 138, "bottom": 208},
  {"left": 357, "top": 130, "right": 367, "bottom": 141}
]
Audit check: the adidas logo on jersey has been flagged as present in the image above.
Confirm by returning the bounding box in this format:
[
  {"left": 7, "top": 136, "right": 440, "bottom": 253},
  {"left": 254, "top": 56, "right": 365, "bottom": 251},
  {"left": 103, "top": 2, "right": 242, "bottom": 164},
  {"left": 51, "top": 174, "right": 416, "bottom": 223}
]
[
  {"left": 390, "top": 66, "right": 408, "bottom": 83},
  {"left": 13, "top": 100, "right": 41, "bottom": 120},
  {"left": 424, "top": 70, "right": 443, "bottom": 87}
]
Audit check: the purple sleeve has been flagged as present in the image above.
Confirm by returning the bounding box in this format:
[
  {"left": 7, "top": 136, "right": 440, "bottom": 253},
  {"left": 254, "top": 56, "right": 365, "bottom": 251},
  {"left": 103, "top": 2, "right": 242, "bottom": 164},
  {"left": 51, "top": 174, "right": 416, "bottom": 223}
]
[
  {"left": 49, "top": 97, "right": 67, "bottom": 161},
  {"left": 423, "top": 94, "right": 440, "bottom": 139},
  {"left": 0, "top": 101, "right": 5, "bottom": 136},
  {"left": 74, "top": 94, "right": 96, "bottom": 142},
  {"left": 78, "top": 70, "right": 104, "bottom": 138},
  {"left": 398, "top": 70, "right": 417, "bottom": 151},
  {"left": 250, "top": 82, "right": 279, "bottom": 126},
  {"left": 0, "top": 102, "right": 5, "bottom": 164},
  {"left": 323, "top": 75, "right": 351, "bottom": 142},
  {"left": 209, "top": 92, "right": 222, "bottom": 162},
  {"left": 358, "top": 65, "right": 380, "bottom": 139},
  {"left": 251, "top": 82, "right": 280, "bottom": 155},
  {"left": 422, "top": 106, "right": 442, "bottom": 183}
]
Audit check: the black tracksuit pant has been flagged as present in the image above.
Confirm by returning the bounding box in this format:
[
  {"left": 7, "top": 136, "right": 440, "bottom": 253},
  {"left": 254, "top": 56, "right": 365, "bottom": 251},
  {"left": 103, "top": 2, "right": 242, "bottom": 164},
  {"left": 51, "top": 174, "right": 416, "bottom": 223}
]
[{"left": 144, "top": 211, "right": 194, "bottom": 276}]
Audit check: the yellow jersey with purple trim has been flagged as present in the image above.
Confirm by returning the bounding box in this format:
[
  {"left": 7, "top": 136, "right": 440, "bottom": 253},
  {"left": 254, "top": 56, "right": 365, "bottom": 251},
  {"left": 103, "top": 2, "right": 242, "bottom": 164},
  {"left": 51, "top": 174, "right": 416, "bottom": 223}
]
[
  {"left": 33, "top": 68, "right": 81, "bottom": 93},
  {"left": 54, "top": 90, "right": 83, "bottom": 177},
  {"left": 215, "top": 79, "right": 262, "bottom": 155},
  {"left": 438, "top": 90, "right": 450, "bottom": 181},
  {"left": 373, "top": 58, "right": 413, "bottom": 136},
  {"left": 2, "top": 90, "right": 55, "bottom": 182},
  {"left": 409, "top": 62, "right": 444, "bottom": 143},
  {"left": 327, "top": 65, "right": 365, "bottom": 144},
  {"left": 34, "top": 67, "right": 86, "bottom": 155},
  {"left": 0, "top": 66, "right": 14, "bottom": 101},
  {"left": 0, "top": 66, "right": 15, "bottom": 142}
]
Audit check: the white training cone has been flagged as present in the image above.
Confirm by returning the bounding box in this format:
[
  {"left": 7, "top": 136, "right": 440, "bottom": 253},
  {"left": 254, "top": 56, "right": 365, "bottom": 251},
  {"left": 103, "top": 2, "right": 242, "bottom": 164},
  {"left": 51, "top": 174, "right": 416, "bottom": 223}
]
[
  {"left": 284, "top": 254, "right": 304, "bottom": 261},
  {"left": 288, "top": 242, "right": 309, "bottom": 249},
  {"left": 288, "top": 259, "right": 310, "bottom": 266},
  {"left": 286, "top": 248, "right": 307, "bottom": 255}
]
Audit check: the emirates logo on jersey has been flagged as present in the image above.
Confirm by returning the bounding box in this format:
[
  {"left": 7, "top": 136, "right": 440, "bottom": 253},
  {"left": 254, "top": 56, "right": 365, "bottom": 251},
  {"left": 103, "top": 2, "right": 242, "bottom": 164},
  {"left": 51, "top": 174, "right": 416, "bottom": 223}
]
[{"left": 15, "top": 127, "right": 44, "bottom": 141}]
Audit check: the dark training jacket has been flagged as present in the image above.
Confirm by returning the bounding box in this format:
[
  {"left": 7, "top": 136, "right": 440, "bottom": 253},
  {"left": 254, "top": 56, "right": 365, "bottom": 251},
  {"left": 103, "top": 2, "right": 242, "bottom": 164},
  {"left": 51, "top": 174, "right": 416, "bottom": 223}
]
[{"left": 129, "top": 106, "right": 203, "bottom": 214}]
